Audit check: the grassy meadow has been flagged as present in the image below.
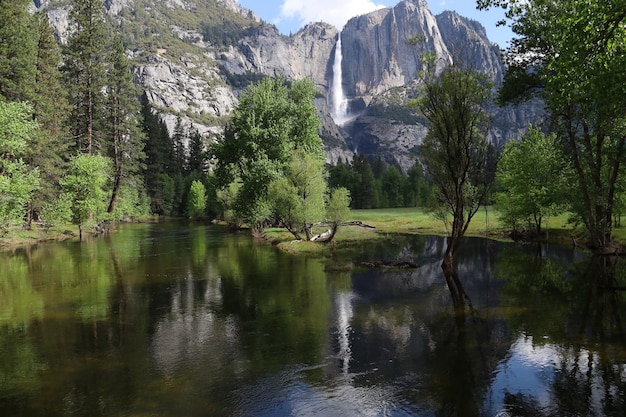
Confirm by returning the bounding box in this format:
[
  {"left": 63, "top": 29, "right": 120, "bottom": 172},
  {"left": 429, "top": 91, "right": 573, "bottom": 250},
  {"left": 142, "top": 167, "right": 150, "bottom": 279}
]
[{"left": 265, "top": 206, "right": 597, "bottom": 256}]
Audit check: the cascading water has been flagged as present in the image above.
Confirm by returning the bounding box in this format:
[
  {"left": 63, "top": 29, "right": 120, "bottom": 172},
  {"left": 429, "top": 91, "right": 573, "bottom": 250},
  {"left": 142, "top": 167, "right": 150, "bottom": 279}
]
[{"left": 332, "top": 33, "right": 350, "bottom": 125}]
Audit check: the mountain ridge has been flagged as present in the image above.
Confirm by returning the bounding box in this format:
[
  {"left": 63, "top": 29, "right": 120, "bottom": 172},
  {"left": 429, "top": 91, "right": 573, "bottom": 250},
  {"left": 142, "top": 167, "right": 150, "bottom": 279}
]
[{"left": 34, "top": 0, "right": 542, "bottom": 171}]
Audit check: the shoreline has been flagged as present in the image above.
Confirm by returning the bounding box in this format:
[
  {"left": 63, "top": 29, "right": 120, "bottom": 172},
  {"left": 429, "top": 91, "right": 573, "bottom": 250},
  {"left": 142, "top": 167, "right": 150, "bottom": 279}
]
[{"left": 2, "top": 208, "right": 622, "bottom": 255}]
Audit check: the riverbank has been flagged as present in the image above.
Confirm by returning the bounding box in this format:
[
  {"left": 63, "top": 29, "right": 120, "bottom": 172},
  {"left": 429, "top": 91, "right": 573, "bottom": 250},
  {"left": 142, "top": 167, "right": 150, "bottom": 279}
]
[
  {"left": 265, "top": 207, "right": 601, "bottom": 256},
  {"left": 2, "top": 208, "right": 621, "bottom": 254},
  {"left": 0, "top": 217, "right": 162, "bottom": 251}
]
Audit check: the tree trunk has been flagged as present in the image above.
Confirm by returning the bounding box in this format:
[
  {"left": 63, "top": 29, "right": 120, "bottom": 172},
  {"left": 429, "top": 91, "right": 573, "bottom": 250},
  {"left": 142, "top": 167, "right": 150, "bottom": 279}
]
[{"left": 108, "top": 166, "right": 123, "bottom": 213}]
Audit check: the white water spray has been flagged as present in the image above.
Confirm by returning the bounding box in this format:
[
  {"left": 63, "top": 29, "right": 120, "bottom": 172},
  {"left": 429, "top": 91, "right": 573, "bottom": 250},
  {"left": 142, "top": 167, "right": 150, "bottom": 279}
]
[{"left": 332, "top": 33, "right": 350, "bottom": 125}]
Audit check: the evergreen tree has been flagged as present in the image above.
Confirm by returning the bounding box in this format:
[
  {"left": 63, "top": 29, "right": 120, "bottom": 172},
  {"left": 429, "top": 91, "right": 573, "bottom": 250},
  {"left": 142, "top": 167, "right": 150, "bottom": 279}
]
[
  {"left": 381, "top": 165, "right": 404, "bottom": 208},
  {"left": 27, "top": 12, "right": 71, "bottom": 222},
  {"left": 105, "top": 35, "right": 145, "bottom": 213},
  {"left": 328, "top": 160, "right": 359, "bottom": 194},
  {"left": 141, "top": 94, "right": 174, "bottom": 215},
  {"left": 62, "top": 0, "right": 109, "bottom": 154},
  {"left": 171, "top": 116, "right": 187, "bottom": 175},
  {"left": 351, "top": 154, "right": 377, "bottom": 209},
  {"left": 403, "top": 163, "right": 430, "bottom": 207},
  {"left": 0, "top": 0, "right": 37, "bottom": 103},
  {"left": 187, "top": 125, "right": 206, "bottom": 176}
]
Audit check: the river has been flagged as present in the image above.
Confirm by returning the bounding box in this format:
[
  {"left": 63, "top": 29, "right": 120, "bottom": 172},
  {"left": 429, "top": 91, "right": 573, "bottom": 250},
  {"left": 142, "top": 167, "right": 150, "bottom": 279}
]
[{"left": 1, "top": 222, "right": 625, "bottom": 416}]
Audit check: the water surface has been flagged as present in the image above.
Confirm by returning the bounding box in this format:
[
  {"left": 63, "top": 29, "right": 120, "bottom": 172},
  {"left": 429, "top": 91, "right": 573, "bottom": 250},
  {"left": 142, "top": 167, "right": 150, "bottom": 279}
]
[{"left": 1, "top": 222, "right": 625, "bottom": 416}]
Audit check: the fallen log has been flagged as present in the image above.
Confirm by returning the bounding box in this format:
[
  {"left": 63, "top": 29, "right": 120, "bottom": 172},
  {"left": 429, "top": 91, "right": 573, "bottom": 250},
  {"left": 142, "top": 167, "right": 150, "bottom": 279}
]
[
  {"left": 342, "top": 221, "right": 376, "bottom": 229},
  {"left": 361, "top": 260, "right": 419, "bottom": 269}
]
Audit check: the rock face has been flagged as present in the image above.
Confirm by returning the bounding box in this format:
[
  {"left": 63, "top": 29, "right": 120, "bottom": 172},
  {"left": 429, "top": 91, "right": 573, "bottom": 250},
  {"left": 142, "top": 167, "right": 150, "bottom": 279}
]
[{"left": 35, "top": 0, "right": 542, "bottom": 170}]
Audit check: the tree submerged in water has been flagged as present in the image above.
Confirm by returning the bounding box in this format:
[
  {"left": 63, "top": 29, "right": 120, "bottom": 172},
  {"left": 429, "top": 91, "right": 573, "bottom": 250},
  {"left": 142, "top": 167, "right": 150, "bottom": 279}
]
[{"left": 412, "top": 65, "right": 494, "bottom": 269}]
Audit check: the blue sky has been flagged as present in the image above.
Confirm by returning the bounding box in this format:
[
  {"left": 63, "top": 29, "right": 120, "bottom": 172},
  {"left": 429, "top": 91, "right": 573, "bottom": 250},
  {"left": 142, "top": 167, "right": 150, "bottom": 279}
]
[{"left": 237, "top": 0, "right": 514, "bottom": 47}]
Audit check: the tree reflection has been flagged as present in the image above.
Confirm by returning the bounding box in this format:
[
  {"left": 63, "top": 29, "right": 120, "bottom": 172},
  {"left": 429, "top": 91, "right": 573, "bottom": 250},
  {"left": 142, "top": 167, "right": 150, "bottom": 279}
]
[{"left": 495, "top": 252, "right": 626, "bottom": 415}]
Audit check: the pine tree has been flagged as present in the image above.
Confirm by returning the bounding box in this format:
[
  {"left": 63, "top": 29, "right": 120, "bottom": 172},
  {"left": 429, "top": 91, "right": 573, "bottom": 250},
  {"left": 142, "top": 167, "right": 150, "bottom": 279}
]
[
  {"left": 187, "top": 125, "right": 206, "bottom": 176},
  {"left": 141, "top": 94, "right": 174, "bottom": 215},
  {"left": 171, "top": 116, "right": 187, "bottom": 175},
  {"left": 26, "top": 12, "right": 71, "bottom": 222},
  {"left": 0, "top": 0, "right": 37, "bottom": 103},
  {"left": 62, "top": 0, "right": 109, "bottom": 155},
  {"left": 105, "top": 35, "right": 145, "bottom": 213}
]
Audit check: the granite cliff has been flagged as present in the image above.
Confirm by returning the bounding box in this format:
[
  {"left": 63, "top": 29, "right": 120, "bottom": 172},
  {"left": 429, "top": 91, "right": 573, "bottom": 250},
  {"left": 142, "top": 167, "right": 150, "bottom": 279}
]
[{"left": 33, "top": 0, "right": 542, "bottom": 171}]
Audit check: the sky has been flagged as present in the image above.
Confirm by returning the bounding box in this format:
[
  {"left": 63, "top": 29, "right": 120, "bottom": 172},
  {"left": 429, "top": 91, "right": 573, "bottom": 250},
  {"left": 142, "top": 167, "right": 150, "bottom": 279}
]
[{"left": 237, "top": 0, "right": 514, "bottom": 48}]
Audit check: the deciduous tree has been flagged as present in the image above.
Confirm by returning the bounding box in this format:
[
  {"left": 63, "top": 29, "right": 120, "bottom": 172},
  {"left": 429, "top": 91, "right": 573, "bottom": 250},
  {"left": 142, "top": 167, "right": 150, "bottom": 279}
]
[
  {"left": 212, "top": 77, "right": 324, "bottom": 231},
  {"left": 478, "top": 0, "right": 626, "bottom": 250},
  {"left": 496, "top": 126, "right": 568, "bottom": 235},
  {"left": 413, "top": 65, "right": 493, "bottom": 267},
  {"left": 0, "top": 102, "right": 41, "bottom": 230},
  {"left": 61, "top": 154, "right": 110, "bottom": 239}
]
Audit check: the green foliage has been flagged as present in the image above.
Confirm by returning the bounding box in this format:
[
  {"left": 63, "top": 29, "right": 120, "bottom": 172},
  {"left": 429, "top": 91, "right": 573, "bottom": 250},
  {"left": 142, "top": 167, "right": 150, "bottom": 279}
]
[
  {"left": 61, "top": 0, "right": 109, "bottom": 154},
  {"left": 380, "top": 165, "right": 404, "bottom": 208},
  {"left": 0, "top": 102, "right": 41, "bottom": 230},
  {"left": 28, "top": 12, "right": 71, "bottom": 220},
  {"left": 0, "top": 0, "right": 37, "bottom": 103},
  {"left": 40, "top": 193, "right": 73, "bottom": 227},
  {"left": 480, "top": 0, "right": 626, "bottom": 249},
  {"left": 350, "top": 154, "right": 378, "bottom": 209},
  {"left": 201, "top": 21, "right": 260, "bottom": 47},
  {"left": 496, "top": 126, "right": 569, "bottom": 234},
  {"left": 109, "top": 182, "right": 151, "bottom": 220},
  {"left": 268, "top": 150, "right": 327, "bottom": 239},
  {"left": 60, "top": 154, "right": 110, "bottom": 230},
  {"left": 414, "top": 65, "right": 493, "bottom": 262},
  {"left": 326, "top": 187, "right": 351, "bottom": 225},
  {"left": 186, "top": 180, "right": 207, "bottom": 219},
  {"left": 212, "top": 77, "right": 324, "bottom": 229},
  {"left": 105, "top": 34, "right": 146, "bottom": 214}
]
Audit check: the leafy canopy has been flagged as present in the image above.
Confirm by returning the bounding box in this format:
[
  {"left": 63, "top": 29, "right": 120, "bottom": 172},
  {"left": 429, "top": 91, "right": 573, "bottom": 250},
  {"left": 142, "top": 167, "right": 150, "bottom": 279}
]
[{"left": 212, "top": 77, "right": 324, "bottom": 229}]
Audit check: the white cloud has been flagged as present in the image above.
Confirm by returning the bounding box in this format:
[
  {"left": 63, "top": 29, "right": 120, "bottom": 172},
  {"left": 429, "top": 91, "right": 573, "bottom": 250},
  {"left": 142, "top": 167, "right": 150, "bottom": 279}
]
[{"left": 279, "top": 0, "right": 389, "bottom": 30}]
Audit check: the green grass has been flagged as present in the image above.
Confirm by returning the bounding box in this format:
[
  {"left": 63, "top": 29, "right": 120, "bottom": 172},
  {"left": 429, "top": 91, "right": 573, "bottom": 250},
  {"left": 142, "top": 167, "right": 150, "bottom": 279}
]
[{"left": 263, "top": 207, "right": 595, "bottom": 257}]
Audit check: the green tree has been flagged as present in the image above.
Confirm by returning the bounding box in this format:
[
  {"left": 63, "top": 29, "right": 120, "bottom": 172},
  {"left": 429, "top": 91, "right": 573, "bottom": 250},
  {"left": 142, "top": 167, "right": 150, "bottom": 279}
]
[
  {"left": 171, "top": 115, "right": 187, "bottom": 175},
  {"left": 140, "top": 93, "right": 174, "bottom": 215},
  {"left": 478, "top": 0, "right": 626, "bottom": 250},
  {"left": 325, "top": 187, "right": 351, "bottom": 243},
  {"left": 496, "top": 126, "right": 568, "bottom": 235},
  {"left": 268, "top": 150, "right": 327, "bottom": 240},
  {"left": 328, "top": 159, "right": 359, "bottom": 197},
  {"left": 381, "top": 165, "right": 404, "bottom": 208},
  {"left": 0, "top": 0, "right": 37, "bottom": 103},
  {"left": 413, "top": 65, "right": 493, "bottom": 267},
  {"left": 27, "top": 11, "right": 71, "bottom": 223},
  {"left": 62, "top": 0, "right": 109, "bottom": 154},
  {"left": 0, "top": 102, "right": 41, "bottom": 230},
  {"left": 212, "top": 77, "right": 324, "bottom": 231},
  {"left": 186, "top": 180, "right": 206, "bottom": 219},
  {"left": 187, "top": 125, "right": 206, "bottom": 176},
  {"left": 105, "top": 35, "right": 146, "bottom": 214},
  {"left": 61, "top": 154, "right": 110, "bottom": 239},
  {"left": 350, "top": 154, "right": 378, "bottom": 209},
  {"left": 403, "top": 162, "right": 431, "bottom": 207}
]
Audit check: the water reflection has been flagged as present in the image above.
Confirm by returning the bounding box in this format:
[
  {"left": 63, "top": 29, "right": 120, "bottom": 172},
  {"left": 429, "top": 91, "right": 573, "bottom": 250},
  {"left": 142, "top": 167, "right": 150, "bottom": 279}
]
[{"left": 1, "top": 224, "right": 626, "bottom": 416}]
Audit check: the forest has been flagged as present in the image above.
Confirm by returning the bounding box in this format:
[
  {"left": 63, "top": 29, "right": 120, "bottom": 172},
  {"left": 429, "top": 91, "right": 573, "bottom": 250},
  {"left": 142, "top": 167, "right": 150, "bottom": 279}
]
[{"left": 1, "top": 0, "right": 626, "bottom": 254}]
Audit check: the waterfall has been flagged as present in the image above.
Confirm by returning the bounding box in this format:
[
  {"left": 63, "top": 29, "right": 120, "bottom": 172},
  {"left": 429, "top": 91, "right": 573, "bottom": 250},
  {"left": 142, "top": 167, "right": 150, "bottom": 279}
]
[{"left": 332, "top": 33, "right": 349, "bottom": 125}]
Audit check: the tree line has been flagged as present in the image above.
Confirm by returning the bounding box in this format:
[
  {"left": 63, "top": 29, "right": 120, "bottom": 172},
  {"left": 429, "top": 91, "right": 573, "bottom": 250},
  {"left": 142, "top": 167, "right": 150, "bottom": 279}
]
[
  {"left": 2, "top": 0, "right": 625, "bottom": 255},
  {"left": 0, "top": 0, "right": 218, "bottom": 237}
]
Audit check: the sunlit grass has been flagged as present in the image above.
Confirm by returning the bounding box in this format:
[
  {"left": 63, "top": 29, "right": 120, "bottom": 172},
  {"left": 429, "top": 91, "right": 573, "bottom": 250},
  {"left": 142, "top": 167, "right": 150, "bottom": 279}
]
[{"left": 263, "top": 207, "right": 596, "bottom": 257}]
